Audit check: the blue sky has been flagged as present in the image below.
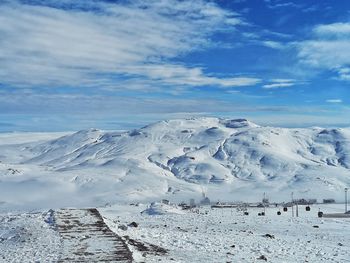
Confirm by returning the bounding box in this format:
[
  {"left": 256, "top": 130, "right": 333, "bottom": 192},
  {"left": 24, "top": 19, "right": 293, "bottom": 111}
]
[{"left": 1, "top": 0, "right": 350, "bottom": 132}]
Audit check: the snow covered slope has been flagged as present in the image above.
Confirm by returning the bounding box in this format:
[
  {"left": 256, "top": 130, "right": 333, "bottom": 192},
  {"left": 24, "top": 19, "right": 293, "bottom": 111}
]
[{"left": 1, "top": 117, "right": 350, "bottom": 210}]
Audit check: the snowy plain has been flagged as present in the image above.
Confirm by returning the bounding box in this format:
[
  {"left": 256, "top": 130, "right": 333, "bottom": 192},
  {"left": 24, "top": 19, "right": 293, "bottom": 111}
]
[
  {"left": 1, "top": 203, "right": 349, "bottom": 263},
  {"left": 101, "top": 203, "right": 350, "bottom": 263},
  {"left": 0, "top": 211, "right": 61, "bottom": 263}
]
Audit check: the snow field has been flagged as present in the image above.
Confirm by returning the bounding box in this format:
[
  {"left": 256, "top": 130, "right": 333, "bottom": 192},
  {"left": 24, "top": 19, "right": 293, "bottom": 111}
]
[
  {"left": 101, "top": 204, "right": 350, "bottom": 263},
  {"left": 0, "top": 212, "right": 61, "bottom": 263}
]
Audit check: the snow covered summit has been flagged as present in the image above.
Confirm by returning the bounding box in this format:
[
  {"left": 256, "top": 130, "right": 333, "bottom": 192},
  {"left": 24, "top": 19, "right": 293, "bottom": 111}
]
[{"left": 1, "top": 117, "right": 350, "bottom": 209}]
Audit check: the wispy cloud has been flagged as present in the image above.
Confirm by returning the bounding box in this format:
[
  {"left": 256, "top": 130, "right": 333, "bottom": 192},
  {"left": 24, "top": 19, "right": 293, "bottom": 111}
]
[
  {"left": 263, "top": 83, "right": 295, "bottom": 89},
  {"left": 266, "top": 1, "right": 302, "bottom": 9},
  {"left": 122, "top": 64, "right": 261, "bottom": 87},
  {"left": 326, "top": 99, "right": 342, "bottom": 103},
  {"left": 313, "top": 23, "right": 350, "bottom": 37},
  {"left": 262, "top": 79, "right": 296, "bottom": 89},
  {"left": 261, "top": 40, "right": 284, "bottom": 49},
  {"left": 296, "top": 22, "right": 350, "bottom": 81},
  {"left": 337, "top": 68, "right": 350, "bottom": 81},
  {"left": 0, "top": 0, "right": 259, "bottom": 89}
]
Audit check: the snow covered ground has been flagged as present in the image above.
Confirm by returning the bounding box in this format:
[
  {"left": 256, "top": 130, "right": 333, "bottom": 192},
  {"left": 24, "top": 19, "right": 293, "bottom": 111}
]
[
  {"left": 0, "top": 211, "right": 61, "bottom": 263},
  {"left": 0, "top": 118, "right": 350, "bottom": 262},
  {"left": 0, "top": 203, "right": 349, "bottom": 262},
  {"left": 101, "top": 203, "right": 350, "bottom": 263}
]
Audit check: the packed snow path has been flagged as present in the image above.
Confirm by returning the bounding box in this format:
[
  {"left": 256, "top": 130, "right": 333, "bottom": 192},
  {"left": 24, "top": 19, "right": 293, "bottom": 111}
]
[{"left": 56, "top": 208, "right": 132, "bottom": 262}]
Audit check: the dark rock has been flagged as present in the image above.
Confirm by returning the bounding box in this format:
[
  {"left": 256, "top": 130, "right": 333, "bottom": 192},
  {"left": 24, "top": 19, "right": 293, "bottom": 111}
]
[
  {"left": 118, "top": 224, "right": 128, "bottom": 231},
  {"left": 128, "top": 222, "right": 138, "bottom": 228},
  {"left": 263, "top": 234, "right": 275, "bottom": 239},
  {"left": 258, "top": 255, "right": 267, "bottom": 261}
]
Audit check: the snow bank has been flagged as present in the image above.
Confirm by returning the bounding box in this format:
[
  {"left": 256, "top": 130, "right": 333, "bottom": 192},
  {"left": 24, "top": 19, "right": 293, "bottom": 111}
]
[{"left": 141, "top": 202, "right": 185, "bottom": 215}]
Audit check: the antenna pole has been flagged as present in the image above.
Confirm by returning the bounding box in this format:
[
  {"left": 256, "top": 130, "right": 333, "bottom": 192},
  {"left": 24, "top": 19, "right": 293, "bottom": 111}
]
[
  {"left": 291, "top": 192, "right": 294, "bottom": 217},
  {"left": 345, "top": 188, "right": 348, "bottom": 213}
]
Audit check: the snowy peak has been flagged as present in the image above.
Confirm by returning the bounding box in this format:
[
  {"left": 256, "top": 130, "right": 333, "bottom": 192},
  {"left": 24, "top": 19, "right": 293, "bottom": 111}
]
[
  {"left": 219, "top": 118, "right": 259, "bottom": 129},
  {"left": 142, "top": 117, "right": 259, "bottom": 131},
  {"left": 7, "top": 117, "right": 350, "bottom": 202}
]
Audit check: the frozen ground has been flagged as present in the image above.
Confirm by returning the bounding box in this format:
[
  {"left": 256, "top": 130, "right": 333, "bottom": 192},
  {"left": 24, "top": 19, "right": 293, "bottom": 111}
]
[
  {"left": 0, "top": 211, "right": 61, "bottom": 263},
  {"left": 0, "top": 203, "right": 349, "bottom": 262},
  {"left": 101, "top": 203, "right": 350, "bottom": 263}
]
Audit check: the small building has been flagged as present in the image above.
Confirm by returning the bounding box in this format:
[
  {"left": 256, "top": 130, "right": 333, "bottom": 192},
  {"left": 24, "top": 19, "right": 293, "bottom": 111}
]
[
  {"left": 161, "top": 199, "right": 170, "bottom": 205},
  {"left": 190, "top": 198, "right": 196, "bottom": 208},
  {"left": 323, "top": 199, "right": 335, "bottom": 204},
  {"left": 178, "top": 202, "right": 191, "bottom": 210},
  {"left": 295, "top": 198, "right": 308, "bottom": 205},
  {"left": 200, "top": 197, "right": 211, "bottom": 205},
  {"left": 308, "top": 199, "right": 317, "bottom": 204}
]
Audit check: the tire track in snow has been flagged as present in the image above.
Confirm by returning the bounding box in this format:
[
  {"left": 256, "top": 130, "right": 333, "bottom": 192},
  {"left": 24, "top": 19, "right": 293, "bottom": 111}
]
[{"left": 56, "top": 208, "right": 132, "bottom": 262}]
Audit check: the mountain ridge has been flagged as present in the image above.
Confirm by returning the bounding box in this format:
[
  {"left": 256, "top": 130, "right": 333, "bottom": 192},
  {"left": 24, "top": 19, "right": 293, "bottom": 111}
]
[{"left": 1, "top": 117, "right": 350, "bottom": 209}]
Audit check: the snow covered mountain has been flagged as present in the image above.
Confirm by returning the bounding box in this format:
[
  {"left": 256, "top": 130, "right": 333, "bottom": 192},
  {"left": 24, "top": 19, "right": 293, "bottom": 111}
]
[{"left": 1, "top": 117, "right": 350, "bottom": 210}]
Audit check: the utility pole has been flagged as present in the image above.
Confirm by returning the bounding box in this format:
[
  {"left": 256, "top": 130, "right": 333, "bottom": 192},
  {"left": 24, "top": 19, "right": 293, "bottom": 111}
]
[
  {"left": 345, "top": 188, "right": 348, "bottom": 213},
  {"left": 296, "top": 202, "right": 299, "bottom": 217},
  {"left": 293, "top": 192, "right": 298, "bottom": 217},
  {"left": 291, "top": 192, "right": 294, "bottom": 217}
]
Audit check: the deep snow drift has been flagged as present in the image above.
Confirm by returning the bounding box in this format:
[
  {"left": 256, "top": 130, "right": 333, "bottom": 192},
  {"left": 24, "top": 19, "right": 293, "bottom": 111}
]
[{"left": 0, "top": 117, "right": 350, "bottom": 210}]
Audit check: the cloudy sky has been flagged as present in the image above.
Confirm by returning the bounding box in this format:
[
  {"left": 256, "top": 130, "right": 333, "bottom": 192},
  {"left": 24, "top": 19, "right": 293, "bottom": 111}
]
[{"left": 1, "top": 0, "right": 350, "bottom": 131}]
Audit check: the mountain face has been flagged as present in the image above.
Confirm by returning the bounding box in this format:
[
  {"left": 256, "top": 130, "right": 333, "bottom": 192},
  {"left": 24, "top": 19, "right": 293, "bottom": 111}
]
[
  {"left": 1, "top": 117, "right": 350, "bottom": 209},
  {"left": 26, "top": 117, "right": 350, "bottom": 181}
]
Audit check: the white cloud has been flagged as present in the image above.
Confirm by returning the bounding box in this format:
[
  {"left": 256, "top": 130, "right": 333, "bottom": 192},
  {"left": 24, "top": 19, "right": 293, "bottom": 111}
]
[
  {"left": 270, "top": 78, "right": 295, "bottom": 83},
  {"left": 297, "top": 40, "right": 350, "bottom": 68},
  {"left": 261, "top": 40, "right": 284, "bottom": 49},
  {"left": 326, "top": 99, "right": 342, "bottom": 103},
  {"left": 266, "top": 2, "right": 301, "bottom": 9},
  {"left": 262, "top": 83, "right": 295, "bottom": 89},
  {"left": 313, "top": 23, "right": 350, "bottom": 38},
  {"left": 296, "top": 22, "right": 350, "bottom": 81},
  {"left": 0, "top": 0, "right": 259, "bottom": 88},
  {"left": 262, "top": 79, "right": 296, "bottom": 89},
  {"left": 121, "top": 64, "right": 261, "bottom": 87},
  {"left": 337, "top": 67, "right": 350, "bottom": 81}
]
